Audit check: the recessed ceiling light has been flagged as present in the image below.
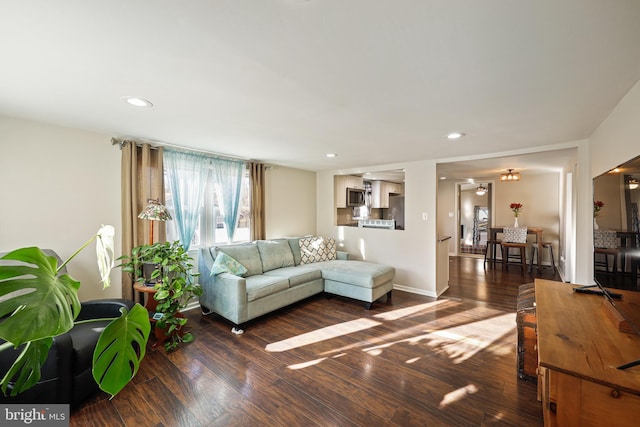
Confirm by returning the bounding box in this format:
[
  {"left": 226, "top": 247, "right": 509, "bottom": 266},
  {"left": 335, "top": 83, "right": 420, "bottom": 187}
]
[
  {"left": 121, "top": 96, "right": 153, "bottom": 108},
  {"left": 326, "top": 153, "right": 337, "bottom": 158},
  {"left": 446, "top": 132, "right": 465, "bottom": 140},
  {"left": 440, "top": 176, "right": 446, "bottom": 180}
]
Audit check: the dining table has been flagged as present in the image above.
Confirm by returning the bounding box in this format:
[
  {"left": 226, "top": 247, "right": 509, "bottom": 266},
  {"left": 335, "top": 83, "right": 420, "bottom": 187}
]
[{"left": 489, "top": 226, "right": 544, "bottom": 270}]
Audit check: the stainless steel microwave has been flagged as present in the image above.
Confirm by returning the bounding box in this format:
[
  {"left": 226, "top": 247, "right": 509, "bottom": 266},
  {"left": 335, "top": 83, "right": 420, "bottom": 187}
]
[{"left": 346, "top": 188, "right": 366, "bottom": 206}]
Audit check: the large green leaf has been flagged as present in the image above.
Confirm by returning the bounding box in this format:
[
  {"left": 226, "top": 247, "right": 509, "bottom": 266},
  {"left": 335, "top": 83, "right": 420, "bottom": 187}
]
[
  {"left": 92, "top": 303, "right": 151, "bottom": 397},
  {"left": 0, "top": 247, "right": 80, "bottom": 345},
  {"left": 0, "top": 338, "right": 53, "bottom": 396}
]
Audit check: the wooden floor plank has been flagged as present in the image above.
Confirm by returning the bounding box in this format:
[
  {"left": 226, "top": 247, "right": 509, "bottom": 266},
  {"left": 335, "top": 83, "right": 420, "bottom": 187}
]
[{"left": 70, "top": 256, "right": 554, "bottom": 426}]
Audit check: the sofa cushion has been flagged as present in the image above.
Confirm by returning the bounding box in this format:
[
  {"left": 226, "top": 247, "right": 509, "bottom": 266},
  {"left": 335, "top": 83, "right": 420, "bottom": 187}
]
[
  {"left": 214, "top": 244, "right": 263, "bottom": 277},
  {"left": 245, "top": 275, "right": 290, "bottom": 302},
  {"left": 316, "top": 260, "right": 395, "bottom": 288},
  {"left": 263, "top": 265, "right": 323, "bottom": 287},
  {"left": 299, "top": 237, "right": 337, "bottom": 264},
  {"left": 287, "top": 238, "right": 303, "bottom": 266},
  {"left": 211, "top": 251, "right": 248, "bottom": 277},
  {"left": 257, "top": 239, "right": 295, "bottom": 272}
]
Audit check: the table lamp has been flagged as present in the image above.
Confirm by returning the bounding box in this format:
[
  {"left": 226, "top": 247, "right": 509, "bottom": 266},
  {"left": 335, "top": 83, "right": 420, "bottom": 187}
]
[{"left": 138, "top": 199, "right": 172, "bottom": 245}]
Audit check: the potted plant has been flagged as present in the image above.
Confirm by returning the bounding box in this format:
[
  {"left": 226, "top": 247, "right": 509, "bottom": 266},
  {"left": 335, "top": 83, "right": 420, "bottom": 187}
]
[
  {"left": 119, "top": 241, "right": 202, "bottom": 352},
  {"left": 0, "top": 226, "right": 151, "bottom": 399}
]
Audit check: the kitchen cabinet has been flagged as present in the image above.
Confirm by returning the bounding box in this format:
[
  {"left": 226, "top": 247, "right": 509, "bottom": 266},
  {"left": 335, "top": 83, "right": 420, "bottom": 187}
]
[
  {"left": 334, "top": 175, "right": 364, "bottom": 208},
  {"left": 371, "top": 180, "right": 403, "bottom": 208}
]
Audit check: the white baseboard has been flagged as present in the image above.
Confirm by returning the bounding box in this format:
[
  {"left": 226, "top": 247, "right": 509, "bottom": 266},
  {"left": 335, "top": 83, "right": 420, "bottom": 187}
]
[{"left": 393, "top": 283, "right": 447, "bottom": 299}]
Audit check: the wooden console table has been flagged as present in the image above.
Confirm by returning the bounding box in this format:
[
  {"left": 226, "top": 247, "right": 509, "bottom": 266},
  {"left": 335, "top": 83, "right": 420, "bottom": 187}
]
[{"left": 535, "top": 279, "right": 640, "bottom": 426}]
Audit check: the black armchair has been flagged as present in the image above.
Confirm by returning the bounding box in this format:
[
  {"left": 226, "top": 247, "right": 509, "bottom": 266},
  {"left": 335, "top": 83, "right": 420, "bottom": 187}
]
[
  {"left": 0, "top": 298, "right": 135, "bottom": 407},
  {"left": 0, "top": 249, "right": 135, "bottom": 407}
]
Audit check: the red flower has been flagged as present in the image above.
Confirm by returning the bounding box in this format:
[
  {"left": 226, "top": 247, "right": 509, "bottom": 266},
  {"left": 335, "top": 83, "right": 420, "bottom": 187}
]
[
  {"left": 510, "top": 202, "right": 523, "bottom": 217},
  {"left": 594, "top": 200, "right": 604, "bottom": 217}
]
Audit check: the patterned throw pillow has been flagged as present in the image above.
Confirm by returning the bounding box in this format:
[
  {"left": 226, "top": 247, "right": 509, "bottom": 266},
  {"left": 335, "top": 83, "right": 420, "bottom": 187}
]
[
  {"left": 299, "top": 237, "right": 337, "bottom": 264},
  {"left": 210, "top": 251, "right": 249, "bottom": 277}
]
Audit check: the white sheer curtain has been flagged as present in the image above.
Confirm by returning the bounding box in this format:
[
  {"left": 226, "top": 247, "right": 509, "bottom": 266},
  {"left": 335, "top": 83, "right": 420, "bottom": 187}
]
[
  {"left": 164, "top": 149, "right": 209, "bottom": 250},
  {"left": 211, "top": 158, "right": 245, "bottom": 242}
]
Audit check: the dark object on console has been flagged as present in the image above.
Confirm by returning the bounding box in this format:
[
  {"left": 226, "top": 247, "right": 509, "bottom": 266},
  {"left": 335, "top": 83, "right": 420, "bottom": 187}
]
[{"left": 0, "top": 298, "right": 135, "bottom": 407}]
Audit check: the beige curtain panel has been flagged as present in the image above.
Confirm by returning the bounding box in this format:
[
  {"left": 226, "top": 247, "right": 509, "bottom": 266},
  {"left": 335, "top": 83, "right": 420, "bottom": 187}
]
[
  {"left": 250, "top": 162, "right": 266, "bottom": 241},
  {"left": 120, "top": 142, "right": 165, "bottom": 300}
]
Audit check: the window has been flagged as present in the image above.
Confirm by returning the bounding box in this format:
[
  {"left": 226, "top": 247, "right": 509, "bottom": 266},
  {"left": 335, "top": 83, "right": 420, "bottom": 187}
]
[{"left": 165, "top": 165, "right": 251, "bottom": 247}]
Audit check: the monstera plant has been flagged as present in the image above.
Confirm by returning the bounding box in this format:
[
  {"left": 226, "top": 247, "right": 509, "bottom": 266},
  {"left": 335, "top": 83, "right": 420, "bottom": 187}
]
[{"left": 0, "top": 225, "right": 151, "bottom": 398}]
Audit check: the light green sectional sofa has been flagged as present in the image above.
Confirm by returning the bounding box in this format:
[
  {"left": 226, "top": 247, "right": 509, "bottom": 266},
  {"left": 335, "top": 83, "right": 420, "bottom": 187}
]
[{"left": 198, "top": 236, "right": 395, "bottom": 327}]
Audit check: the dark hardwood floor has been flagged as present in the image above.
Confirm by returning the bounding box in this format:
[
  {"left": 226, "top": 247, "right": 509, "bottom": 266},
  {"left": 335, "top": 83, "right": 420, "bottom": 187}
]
[{"left": 71, "top": 256, "right": 561, "bottom": 426}]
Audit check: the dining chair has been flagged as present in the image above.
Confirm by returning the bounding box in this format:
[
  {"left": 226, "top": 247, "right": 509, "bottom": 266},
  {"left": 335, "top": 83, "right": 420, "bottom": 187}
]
[{"left": 502, "top": 227, "right": 528, "bottom": 274}]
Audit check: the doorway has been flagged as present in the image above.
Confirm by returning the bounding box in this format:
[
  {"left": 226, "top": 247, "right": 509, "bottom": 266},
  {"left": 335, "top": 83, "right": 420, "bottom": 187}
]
[{"left": 457, "top": 182, "right": 493, "bottom": 257}]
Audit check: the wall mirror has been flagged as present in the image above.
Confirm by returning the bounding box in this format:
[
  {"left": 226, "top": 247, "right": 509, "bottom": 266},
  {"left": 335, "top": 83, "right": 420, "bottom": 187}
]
[
  {"left": 334, "top": 169, "right": 405, "bottom": 230},
  {"left": 592, "top": 154, "right": 640, "bottom": 290},
  {"left": 458, "top": 182, "right": 492, "bottom": 255}
]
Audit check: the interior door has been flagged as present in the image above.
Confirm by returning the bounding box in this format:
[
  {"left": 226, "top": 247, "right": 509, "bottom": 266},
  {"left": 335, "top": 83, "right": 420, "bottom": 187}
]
[{"left": 457, "top": 182, "right": 493, "bottom": 256}]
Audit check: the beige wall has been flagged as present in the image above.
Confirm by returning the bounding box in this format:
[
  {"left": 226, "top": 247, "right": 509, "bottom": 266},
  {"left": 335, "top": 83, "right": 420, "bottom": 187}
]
[
  {"left": 0, "top": 115, "right": 122, "bottom": 301},
  {"left": 0, "top": 115, "right": 317, "bottom": 300},
  {"left": 494, "top": 174, "right": 560, "bottom": 238},
  {"left": 3, "top": 78, "right": 639, "bottom": 301},
  {"left": 265, "top": 165, "right": 316, "bottom": 238},
  {"left": 318, "top": 159, "right": 440, "bottom": 297}
]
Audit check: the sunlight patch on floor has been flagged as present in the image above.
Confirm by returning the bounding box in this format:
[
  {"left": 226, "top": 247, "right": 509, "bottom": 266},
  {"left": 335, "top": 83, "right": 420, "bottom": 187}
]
[
  {"left": 373, "top": 299, "right": 454, "bottom": 321},
  {"left": 362, "top": 312, "right": 516, "bottom": 364},
  {"left": 265, "top": 318, "right": 381, "bottom": 352},
  {"left": 439, "top": 384, "right": 478, "bottom": 408},
  {"left": 268, "top": 300, "right": 455, "bottom": 355},
  {"left": 288, "top": 358, "right": 327, "bottom": 370}
]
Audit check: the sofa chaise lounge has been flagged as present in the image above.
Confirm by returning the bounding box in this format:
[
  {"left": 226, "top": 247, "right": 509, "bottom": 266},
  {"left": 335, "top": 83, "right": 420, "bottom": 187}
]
[{"left": 198, "top": 237, "right": 395, "bottom": 327}]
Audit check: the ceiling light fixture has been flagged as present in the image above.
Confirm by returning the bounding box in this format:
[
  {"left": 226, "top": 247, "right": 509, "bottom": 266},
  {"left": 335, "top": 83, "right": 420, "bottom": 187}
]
[
  {"left": 446, "top": 132, "right": 465, "bottom": 140},
  {"left": 121, "top": 96, "right": 153, "bottom": 108},
  {"left": 629, "top": 178, "right": 639, "bottom": 190},
  {"left": 475, "top": 184, "right": 487, "bottom": 196},
  {"left": 500, "top": 169, "right": 520, "bottom": 182},
  {"left": 325, "top": 153, "right": 337, "bottom": 158}
]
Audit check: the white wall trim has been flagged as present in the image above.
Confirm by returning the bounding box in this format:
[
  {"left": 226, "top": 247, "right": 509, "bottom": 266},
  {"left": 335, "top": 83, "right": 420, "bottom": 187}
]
[
  {"left": 394, "top": 283, "right": 449, "bottom": 299},
  {"left": 435, "top": 140, "right": 581, "bottom": 165}
]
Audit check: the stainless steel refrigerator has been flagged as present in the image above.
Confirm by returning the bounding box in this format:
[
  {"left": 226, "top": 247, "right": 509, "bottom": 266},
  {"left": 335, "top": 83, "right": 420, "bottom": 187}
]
[{"left": 388, "top": 195, "right": 405, "bottom": 230}]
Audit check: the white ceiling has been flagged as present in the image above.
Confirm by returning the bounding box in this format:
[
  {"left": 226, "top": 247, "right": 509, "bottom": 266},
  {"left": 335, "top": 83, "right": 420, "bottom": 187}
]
[{"left": 2, "top": 1, "right": 640, "bottom": 173}]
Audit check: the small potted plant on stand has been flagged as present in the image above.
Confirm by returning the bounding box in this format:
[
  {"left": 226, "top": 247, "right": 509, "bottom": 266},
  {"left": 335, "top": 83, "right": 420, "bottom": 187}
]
[{"left": 120, "top": 241, "right": 202, "bottom": 352}]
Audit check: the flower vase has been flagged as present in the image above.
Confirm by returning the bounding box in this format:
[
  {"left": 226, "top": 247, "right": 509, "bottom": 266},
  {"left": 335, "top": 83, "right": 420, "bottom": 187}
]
[
  {"left": 594, "top": 217, "right": 599, "bottom": 230},
  {"left": 514, "top": 217, "right": 519, "bottom": 228}
]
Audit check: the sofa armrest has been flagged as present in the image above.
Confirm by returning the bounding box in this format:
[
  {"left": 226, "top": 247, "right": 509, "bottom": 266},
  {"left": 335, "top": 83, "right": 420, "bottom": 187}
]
[
  {"left": 199, "top": 271, "right": 248, "bottom": 325},
  {"left": 337, "top": 251, "right": 350, "bottom": 260}
]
